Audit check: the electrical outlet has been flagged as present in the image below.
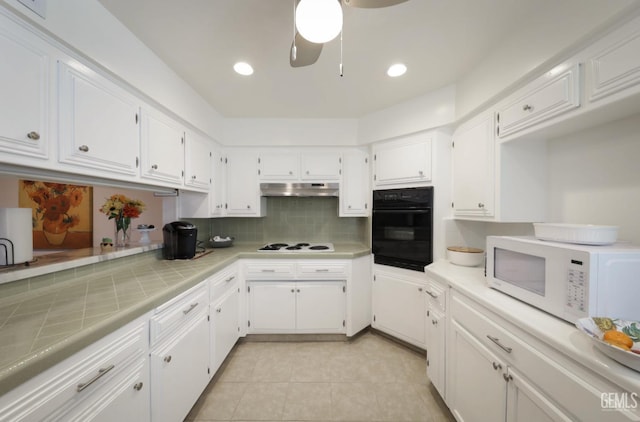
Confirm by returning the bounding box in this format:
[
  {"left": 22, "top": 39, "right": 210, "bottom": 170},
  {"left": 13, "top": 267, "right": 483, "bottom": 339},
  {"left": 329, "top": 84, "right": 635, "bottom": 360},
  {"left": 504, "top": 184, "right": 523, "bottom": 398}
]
[{"left": 17, "top": 0, "right": 46, "bottom": 18}]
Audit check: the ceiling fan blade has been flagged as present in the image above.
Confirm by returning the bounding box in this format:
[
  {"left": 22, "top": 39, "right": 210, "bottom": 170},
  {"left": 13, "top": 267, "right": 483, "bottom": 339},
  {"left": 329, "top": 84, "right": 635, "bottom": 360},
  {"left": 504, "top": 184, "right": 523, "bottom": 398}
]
[
  {"left": 343, "top": 0, "right": 408, "bottom": 8},
  {"left": 290, "top": 32, "right": 323, "bottom": 67}
]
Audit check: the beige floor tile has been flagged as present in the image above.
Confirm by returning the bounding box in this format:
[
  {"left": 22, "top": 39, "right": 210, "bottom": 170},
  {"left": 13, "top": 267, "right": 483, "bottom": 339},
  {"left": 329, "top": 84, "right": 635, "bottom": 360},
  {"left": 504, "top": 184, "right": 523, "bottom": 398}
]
[
  {"left": 282, "top": 382, "right": 332, "bottom": 421},
  {"left": 218, "top": 354, "right": 258, "bottom": 382},
  {"left": 232, "top": 382, "right": 289, "bottom": 420},
  {"left": 187, "top": 382, "right": 248, "bottom": 421},
  {"left": 252, "top": 355, "right": 294, "bottom": 382},
  {"left": 330, "top": 382, "right": 380, "bottom": 421},
  {"left": 374, "top": 382, "right": 431, "bottom": 421},
  {"left": 290, "top": 355, "right": 335, "bottom": 383}
]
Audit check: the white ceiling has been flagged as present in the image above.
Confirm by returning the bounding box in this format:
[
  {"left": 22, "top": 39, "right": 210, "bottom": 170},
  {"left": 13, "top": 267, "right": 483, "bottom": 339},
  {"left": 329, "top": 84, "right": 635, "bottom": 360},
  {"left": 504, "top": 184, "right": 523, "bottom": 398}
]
[{"left": 96, "top": 0, "right": 626, "bottom": 119}]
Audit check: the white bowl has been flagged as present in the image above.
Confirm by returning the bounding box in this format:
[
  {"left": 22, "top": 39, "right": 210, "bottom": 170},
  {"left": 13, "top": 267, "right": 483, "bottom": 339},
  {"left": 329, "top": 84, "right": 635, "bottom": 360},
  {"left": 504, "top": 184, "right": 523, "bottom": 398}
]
[
  {"left": 533, "top": 223, "right": 618, "bottom": 245},
  {"left": 447, "top": 246, "right": 485, "bottom": 267}
]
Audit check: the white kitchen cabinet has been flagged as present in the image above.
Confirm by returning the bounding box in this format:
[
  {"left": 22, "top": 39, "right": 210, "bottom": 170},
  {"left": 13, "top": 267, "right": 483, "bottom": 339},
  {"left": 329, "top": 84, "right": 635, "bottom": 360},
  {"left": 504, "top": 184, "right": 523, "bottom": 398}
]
[
  {"left": 58, "top": 60, "right": 140, "bottom": 178},
  {"left": 0, "top": 12, "right": 50, "bottom": 164},
  {"left": 209, "top": 265, "right": 241, "bottom": 374},
  {"left": 506, "top": 367, "right": 573, "bottom": 422},
  {"left": 372, "top": 266, "right": 426, "bottom": 348},
  {"left": 258, "top": 150, "right": 299, "bottom": 180},
  {"left": 247, "top": 281, "right": 346, "bottom": 334},
  {"left": 0, "top": 317, "right": 150, "bottom": 422},
  {"left": 373, "top": 133, "right": 431, "bottom": 187},
  {"left": 150, "top": 283, "right": 210, "bottom": 422},
  {"left": 225, "top": 149, "right": 266, "bottom": 216},
  {"left": 585, "top": 14, "right": 640, "bottom": 105},
  {"left": 496, "top": 63, "right": 580, "bottom": 139},
  {"left": 140, "top": 106, "right": 184, "bottom": 187},
  {"left": 339, "top": 149, "right": 370, "bottom": 217},
  {"left": 425, "top": 277, "right": 447, "bottom": 399},
  {"left": 451, "top": 110, "right": 495, "bottom": 217},
  {"left": 210, "top": 147, "right": 227, "bottom": 216},
  {"left": 300, "top": 151, "right": 342, "bottom": 180},
  {"left": 183, "top": 130, "right": 211, "bottom": 192}
]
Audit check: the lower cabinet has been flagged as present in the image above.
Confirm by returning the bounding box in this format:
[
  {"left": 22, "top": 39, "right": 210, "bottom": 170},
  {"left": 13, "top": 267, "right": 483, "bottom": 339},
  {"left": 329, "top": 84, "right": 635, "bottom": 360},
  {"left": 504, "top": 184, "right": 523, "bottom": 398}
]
[
  {"left": 211, "top": 285, "right": 241, "bottom": 374},
  {"left": 372, "top": 267, "right": 426, "bottom": 348},
  {"left": 425, "top": 276, "right": 447, "bottom": 398},
  {"left": 247, "top": 281, "right": 346, "bottom": 334}
]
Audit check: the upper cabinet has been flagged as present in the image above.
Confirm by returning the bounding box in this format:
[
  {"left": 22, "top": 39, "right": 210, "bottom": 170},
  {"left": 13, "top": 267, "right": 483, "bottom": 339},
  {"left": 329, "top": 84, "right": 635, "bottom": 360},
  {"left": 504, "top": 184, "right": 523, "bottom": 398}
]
[
  {"left": 183, "top": 131, "right": 212, "bottom": 192},
  {"left": 373, "top": 134, "right": 432, "bottom": 188},
  {"left": 452, "top": 111, "right": 495, "bottom": 218},
  {"left": 226, "top": 149, "right": 265, "bottom": 217},
  {"left": 258, "top": 151, "right": 299, "bottom": 180},
  {"left": 58, "top": 60, "right": 140, "bottom": 178},
  {"left": 300, "top": 151, "right": 342, "bottom": 180},
  {"left": 496, "top": 63, "right": 580, "bottom": 140},
  {"left": 340, "top": 149, "right": 369, "bottom": 217},
  {"left": 140, "top": 106, "right": 185, "bottom": 187},
  {"left": 0, "top": 13, "right": 51, "bottom": 165}
]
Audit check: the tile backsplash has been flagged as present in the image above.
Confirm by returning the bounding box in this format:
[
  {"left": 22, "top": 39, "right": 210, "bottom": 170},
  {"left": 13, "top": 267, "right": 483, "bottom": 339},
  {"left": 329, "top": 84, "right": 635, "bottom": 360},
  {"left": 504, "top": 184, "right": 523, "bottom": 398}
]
[{"left": 190, "top": 197, "right": 368, "bottom": 243}]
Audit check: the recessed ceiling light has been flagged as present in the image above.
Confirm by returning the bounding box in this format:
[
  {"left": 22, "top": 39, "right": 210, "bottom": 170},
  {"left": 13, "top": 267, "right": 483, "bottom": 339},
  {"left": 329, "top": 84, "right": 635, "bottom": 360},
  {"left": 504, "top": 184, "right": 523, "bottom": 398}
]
[
  {"left": 387, "top": 63, "right": 407, "bottom": 77},
  {"left": 233, "top": 62, "right": 254, "bottom": 76}
]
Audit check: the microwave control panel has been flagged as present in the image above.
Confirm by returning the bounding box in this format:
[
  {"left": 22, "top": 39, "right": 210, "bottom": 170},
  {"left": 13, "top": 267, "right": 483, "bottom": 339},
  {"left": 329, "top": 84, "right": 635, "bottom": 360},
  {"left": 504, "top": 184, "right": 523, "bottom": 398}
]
[{"left": 566, "top": 267, "right": 587, "bottom": 312}]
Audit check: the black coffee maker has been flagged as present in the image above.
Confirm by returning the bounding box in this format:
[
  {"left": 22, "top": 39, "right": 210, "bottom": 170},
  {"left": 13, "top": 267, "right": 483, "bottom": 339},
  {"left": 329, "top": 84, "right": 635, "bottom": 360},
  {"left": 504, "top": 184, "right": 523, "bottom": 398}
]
[{"left": 162, "top": 221, "right": 197, "bottom": 260}]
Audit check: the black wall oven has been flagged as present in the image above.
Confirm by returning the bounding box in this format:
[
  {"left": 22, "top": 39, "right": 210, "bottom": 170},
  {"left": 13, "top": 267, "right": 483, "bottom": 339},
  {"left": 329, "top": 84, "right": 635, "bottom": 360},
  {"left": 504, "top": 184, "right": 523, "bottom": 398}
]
[{"left": 372, "top": 187, "right": 433, "bottom": 272}]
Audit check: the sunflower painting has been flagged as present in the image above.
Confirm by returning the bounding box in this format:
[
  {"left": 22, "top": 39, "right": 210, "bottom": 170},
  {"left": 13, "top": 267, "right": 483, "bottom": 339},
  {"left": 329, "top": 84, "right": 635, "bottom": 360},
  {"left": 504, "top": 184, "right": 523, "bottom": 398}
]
[{"left": 19, "top": 180, "right": 93, "bottom": 249}]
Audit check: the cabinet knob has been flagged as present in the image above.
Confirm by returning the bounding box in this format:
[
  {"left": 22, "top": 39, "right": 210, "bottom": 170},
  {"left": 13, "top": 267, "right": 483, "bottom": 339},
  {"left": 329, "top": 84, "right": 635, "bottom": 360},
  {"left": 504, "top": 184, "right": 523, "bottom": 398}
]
[
  {"left": 348, "top": 205, "right": 352, "bottom": 209},
  {"left": 151, "top": 164, "right": 158, "bottom": 170},
  {"left": 291, "top": 289, "right": 295, "bottom": 293},
  {"left": 78, "top": 145, "right": 89, "bottom": 152},
  {"left": 492, "top": 361, "right": 502, "bottom": 371},
  {"left": 432, "top": 319, "right": 438, "bottom": 325},
  {"left": 297, "top": 288, "right": 300, "bottom": 293},
  {"left": 133, "top": 382, "right": 144, "bottom": 391},
  {"left": 522, "top": 104, "right": 533, "bottom": 112},
  {"left": 27, "top": 131, "right": 40, "bottom": 140},
  {"left": 164, "top": 355, "right": 172, "bottom": 363},
  {"left": 289, "top": 171, "right": 293, "bottom": 175},
  {"left": 247, "top": 205, "right": 251, "bottom": 209},
  {"left": 478, "top": 203, "right": 485, "bottom": 209},
  {"left": 418, "top": 287, "right": 423, "bottom": 292},
  {"left": 419, "top": 170, "right": 424, "bottom": 176},
  {"left": 216, "top": 308, "right": 222, "bottom": 313},
  {"left": 503, "top": 373, "right": 513, "bottom": 382},
  {"left": 306, "top": 170, "right": 310, "bottom": 175},
  {"left": 192, "top": 175, "right": 197, "bottom": 180}
]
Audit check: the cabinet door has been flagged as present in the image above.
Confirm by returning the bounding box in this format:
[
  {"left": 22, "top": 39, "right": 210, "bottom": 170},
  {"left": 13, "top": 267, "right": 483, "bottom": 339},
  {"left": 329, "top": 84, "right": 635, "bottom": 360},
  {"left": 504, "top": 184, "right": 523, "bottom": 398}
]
[
  {"left": 373, "top": 136, "right": 431, "bottom": 186},
  {"left": 448, "top": 319, "right": 506, "bottom": 422},
  {"left": 58, "top": 61, "right": 140, "bottom": 177},
  {"left": 259, "top": 151, "right": 299, "bottom": 180},
  {"left": 140, "top": 107, "right": 184, "bottom": 186},
  {"left": 211, "top": 286, "right": 240, "bottom": 374},
  {"left": 210, "top": 148, "right": 226, "bottom": 216},
  {"left": 296, "top": 282, "right": 346, "bottom": 333},
  {"left": 426, "top": 308, "right": 446, "bottom": 400},
  {"left": 452, "top": 112, "right": 495, "bottom": 217},
  {"left": 248, "top": 282, "right": 296, "bottom": 332},
  {"left": 372, "top": 272, "right": 426, "bottom": 348},
  {"left": 301, "top": 152, "right": 342, "bottom": 180},
  {"left": 150, "top": 314, "right": 210, "bottom": 422},
  {"left": 226, "top": 150, "right": 264, "bottom": 216},
  {"left": 506, "top": 368, "right": 572, "bottom": 422},
  {"left": 340, "top": 150, "right": 370, "bottom": 216},
  {"left": 0, "top": 14, "right": 49, "bottom": 162},
  {"left": 184, "top": 131, "right": 211, "bottom": 191}
]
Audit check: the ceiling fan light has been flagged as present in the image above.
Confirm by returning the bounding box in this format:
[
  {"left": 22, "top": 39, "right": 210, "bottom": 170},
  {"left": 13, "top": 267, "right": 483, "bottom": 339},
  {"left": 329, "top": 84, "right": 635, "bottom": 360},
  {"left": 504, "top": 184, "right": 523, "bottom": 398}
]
[
  {"left": 387, "top": 63, "right": 407, "bottom": 77},
  {"left": 233, "top": 62, "right": 254, "bottom": 76},
  {"left": 296, "top": 0, "right": 343, "bottom": 44}
]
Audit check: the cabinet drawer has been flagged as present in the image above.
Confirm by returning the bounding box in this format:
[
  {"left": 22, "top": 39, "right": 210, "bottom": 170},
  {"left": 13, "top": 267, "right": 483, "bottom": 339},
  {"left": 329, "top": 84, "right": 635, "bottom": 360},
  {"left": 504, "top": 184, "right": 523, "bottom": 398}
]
[
  {"left": 497, "top": 63, "right": 580, "bottom": 138},
  {"left": 426, "top": 279, "right": 446, "bottom": 312},
  {"left": 297, "top": 261, "right": 348, "bottom": 279},
  {"left": 244, "top": 261, "right": 296, "bottom": 279},
  {"left": 150, "top": 283, "right": 208, "bottom": 345},
  {"left": 210, "top": 267, "right": 239, "bottom": 301}
]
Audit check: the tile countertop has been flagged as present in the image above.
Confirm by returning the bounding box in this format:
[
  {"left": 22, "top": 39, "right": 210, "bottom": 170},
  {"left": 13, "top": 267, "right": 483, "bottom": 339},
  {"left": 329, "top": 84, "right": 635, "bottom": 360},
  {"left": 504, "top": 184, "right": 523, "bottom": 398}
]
[
  {"left": 425, "top": 260, "right": 640, "bottom": 395},
  {"left": 0, "top": 242, "right": 370, "bottom": 396}
]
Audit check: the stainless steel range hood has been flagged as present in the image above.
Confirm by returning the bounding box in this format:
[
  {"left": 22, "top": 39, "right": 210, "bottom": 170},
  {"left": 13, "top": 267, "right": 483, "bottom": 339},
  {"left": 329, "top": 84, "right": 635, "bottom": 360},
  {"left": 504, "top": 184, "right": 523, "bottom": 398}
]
[{"left": 260, "top": 182, "right": 339, "bottom": 197}]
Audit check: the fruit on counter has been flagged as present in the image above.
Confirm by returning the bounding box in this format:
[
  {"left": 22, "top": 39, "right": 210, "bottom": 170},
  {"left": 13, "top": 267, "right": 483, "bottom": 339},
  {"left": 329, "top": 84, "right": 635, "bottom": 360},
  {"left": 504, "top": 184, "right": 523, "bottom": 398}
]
[
  {"left": 593, "top": 317, "right": 616, "bottom": 332},
  {"left": 631, "top": 349, "right": 640, "bottom": 355},
  {"left": 603, "top": 330, "right": 634, "bottom": 351}
]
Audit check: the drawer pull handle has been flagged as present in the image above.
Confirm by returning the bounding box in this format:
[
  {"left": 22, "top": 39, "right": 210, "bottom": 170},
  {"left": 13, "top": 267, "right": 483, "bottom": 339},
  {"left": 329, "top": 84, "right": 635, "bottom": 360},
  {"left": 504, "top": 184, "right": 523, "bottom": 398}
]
[
  {"left": 164, "top": 355, "right": 172, "bottom": 363},
  {"left": 183, "top": 302, "right": 199, "bottom": 315},
  {"left": 261, "top": 269, "right": 276, "bottom": 272},
  {"left": 225, "top": 276, "right": 235, "bottom": 282},
  {"left": 426, "top": 290, "right": 439, "bottom": 299},
  {"left": 27, "top": 131, "right": 40, "bottom": 140},
  {"left": 133, "top": 382, "right": 144, "bottom": 391},
  {"left": 315, "top": 269, "right": 329, "bottom": 272},
  {"left": 77, "top": 364, "right": 115, "bottom": 392},
  {"left": 487, "top": 335, "right": 513, "bottom": 353}
]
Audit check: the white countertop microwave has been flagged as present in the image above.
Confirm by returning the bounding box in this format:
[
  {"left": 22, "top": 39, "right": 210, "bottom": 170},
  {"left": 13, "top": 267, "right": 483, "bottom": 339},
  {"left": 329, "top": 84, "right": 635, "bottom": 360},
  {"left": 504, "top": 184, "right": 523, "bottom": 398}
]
[{"left": 486, "top": 236, "right": 640, "bottom": 324}]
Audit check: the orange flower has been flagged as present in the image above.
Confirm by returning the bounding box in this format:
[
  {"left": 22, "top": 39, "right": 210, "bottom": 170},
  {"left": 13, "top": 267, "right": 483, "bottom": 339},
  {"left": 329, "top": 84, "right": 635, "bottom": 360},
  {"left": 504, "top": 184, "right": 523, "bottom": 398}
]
[{"left": 69, "top": 189, "right": 83, "bottom": 207}]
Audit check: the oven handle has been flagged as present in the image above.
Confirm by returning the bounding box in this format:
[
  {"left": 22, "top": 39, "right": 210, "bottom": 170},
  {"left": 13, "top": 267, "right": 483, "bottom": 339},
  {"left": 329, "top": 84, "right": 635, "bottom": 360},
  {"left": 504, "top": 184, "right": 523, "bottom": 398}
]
[{"left": 372, "top": 209, "right": 430, "bottom": 213}]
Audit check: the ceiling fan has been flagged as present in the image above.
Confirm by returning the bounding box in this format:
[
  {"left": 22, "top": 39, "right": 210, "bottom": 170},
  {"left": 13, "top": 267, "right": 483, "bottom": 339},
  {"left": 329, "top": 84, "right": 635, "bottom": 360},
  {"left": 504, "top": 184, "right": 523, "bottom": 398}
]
[{"left": 290, "top": 0, "right": 408, "bottom": 68}]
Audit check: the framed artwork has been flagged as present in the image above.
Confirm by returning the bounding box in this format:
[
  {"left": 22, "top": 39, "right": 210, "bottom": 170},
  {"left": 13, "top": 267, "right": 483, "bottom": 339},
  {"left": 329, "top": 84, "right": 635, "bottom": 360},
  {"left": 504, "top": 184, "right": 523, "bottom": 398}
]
[{"left": 18, "top": 180, "right": 93, "bottom": 249}]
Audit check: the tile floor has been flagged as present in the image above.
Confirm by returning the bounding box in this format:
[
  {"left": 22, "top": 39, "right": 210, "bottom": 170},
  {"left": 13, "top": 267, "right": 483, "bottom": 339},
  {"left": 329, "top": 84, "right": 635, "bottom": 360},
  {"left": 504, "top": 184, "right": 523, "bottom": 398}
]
[{"left": 185, "top": 331, "right": 456, "bottom": 421}]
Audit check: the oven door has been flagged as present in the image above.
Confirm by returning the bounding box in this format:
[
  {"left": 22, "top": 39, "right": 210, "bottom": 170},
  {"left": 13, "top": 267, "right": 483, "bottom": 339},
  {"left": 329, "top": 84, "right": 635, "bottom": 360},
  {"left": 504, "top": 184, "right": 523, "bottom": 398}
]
[{"left": 372, "top": 208, "right": 432, "bottom": 271}]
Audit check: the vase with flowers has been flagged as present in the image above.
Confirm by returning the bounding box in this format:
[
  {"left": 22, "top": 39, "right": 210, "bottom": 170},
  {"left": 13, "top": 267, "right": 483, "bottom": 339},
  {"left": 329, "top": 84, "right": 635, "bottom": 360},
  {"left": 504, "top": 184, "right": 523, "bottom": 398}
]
[
  {"left": 100, "top": 194, "right": 145, "bottom": 247},
  {"left": 22, "top": 181, "right": 87, "bottom": 246}
]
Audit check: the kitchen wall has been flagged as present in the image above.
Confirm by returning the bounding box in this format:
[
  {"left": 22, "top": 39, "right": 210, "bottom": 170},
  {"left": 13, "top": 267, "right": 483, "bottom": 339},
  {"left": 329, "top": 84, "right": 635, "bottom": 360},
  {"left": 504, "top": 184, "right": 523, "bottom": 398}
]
[{"left": 187, "top": 197, "right": 367, "bottom": 244}]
